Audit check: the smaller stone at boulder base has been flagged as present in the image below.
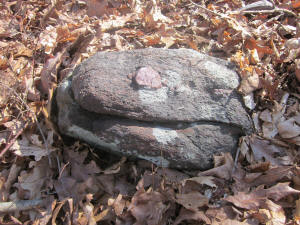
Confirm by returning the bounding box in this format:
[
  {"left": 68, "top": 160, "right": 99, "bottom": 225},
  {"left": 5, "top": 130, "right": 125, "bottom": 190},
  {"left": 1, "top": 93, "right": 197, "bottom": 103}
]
[{"left": 53, "top": 48, "right": 253, "bottom": 170}]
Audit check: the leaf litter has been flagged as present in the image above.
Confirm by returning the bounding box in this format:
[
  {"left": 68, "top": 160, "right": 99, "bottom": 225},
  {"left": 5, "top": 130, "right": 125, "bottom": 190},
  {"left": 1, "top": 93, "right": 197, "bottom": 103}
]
[{"left": 0, "top": 0, "right": 299, "bottom": 224}]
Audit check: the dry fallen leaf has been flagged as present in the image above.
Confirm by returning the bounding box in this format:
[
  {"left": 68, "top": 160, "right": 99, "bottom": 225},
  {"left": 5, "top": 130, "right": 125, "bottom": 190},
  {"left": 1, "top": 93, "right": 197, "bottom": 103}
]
[
  {"left": 40, "top": 52, "right": 62, "bottom": 96},
  {"left": 252, "top": 199, "right": 286, "bottom": 225},
  {"left": 182, "top": 176, "right": 217, "bottom": 189},
  {"left": 259, "top": 182, "right": 300, "bottom": 201},
  {"left": 226, "top": 182, "right": 299, "bottom": 212},
  {"left": 0, "top": 0, "right": 299, "bottom": 224},
  {"left": 10, "top": 134, "right": 55, "bottom": 161},
  {"left": 173, "top": 208, "right": 211, "bottom": 225},
  {"left": 198, "top": 152, "right": 234, "bottom": 180},
  {"left": 277, "top": 116, "right": 300, "bottom": 139},
  {"left": 85, "top": 0, "right": 108, "bottom": 18},
  {"left": 17, "top": 158, "right": 50, "bottom": 199},
  {"left": 238, "top": 70, "right": 260, "bottom": 95},
  {"left": 250, "top": 166, "right": 293, "bottom": 187},
  {"left": 128, "top": 189, "right": 168, "bottom": 225},
  {"left": 249, "top": 135, "right": 290, "bottom": 166},
  {"left": 225, "top": 192, "right": 265, "bottom": 210},
  {"left": 108, "top": 194, "right": 128, "bottom": 217},
  {"left": 175, "top": 192, "right": 209, "bottom": 211},
  {"left": 295, "top": 198, "right": 300, "bottom": 222}
]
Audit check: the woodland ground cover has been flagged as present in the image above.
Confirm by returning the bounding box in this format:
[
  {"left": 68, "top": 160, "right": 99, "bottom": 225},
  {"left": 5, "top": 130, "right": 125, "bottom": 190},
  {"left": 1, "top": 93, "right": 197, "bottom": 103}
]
[{"left": 0, "top": 0, "right": 300, "bottom": 224}]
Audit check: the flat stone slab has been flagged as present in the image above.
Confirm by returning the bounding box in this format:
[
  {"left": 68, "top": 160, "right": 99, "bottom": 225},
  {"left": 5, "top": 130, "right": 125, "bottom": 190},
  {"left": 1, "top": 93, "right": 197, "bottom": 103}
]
[{"left": 53, "top": 48, "right": 252, "bottom": 170}]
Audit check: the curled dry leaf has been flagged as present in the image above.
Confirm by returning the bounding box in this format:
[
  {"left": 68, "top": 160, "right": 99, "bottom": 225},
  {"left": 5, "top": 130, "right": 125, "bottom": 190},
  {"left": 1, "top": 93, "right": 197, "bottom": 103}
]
[
  {"left": 182, "top": 176, "right": 217, "bottom": 189},
  {"left": 198, "top": 153, "right": 234, "bottom": 180},
  {"left": 175, "top": 192, "right": 209, "bottom": 211},
  {"left": 128, "top": 189, "right": 168, "bottom": 225},
  {"left": 277, "top": 116, "right": 300, "bottom": 139},
  {"left": 238, "top": 71, "right": 260, "bottom": 95},
  {"left": 259, "top": 99, "right": 288, "bottom": 139},
  {"left": 252, "top": 199, "right": 286, "bottom": 225},
  {"left": 102, "top": 156, "right": 126, "bottom": 175},
  {"left": 40, "top": 52, "right": 63, "bottom": 96}
]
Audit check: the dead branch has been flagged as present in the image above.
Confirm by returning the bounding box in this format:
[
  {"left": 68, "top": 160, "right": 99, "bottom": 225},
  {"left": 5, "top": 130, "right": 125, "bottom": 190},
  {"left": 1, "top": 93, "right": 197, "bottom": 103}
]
[
  {"left": 188, "top": 0, "right": 253, "bottom": 38},
  {"left": 0, "top": 121, "right": 28, "bottom": 158},
  {"left": 236, "top": 8, "right": 298, "bottom": 17},
  {"left": 0, "top": 199, "right": 44, "bottom": 213}
]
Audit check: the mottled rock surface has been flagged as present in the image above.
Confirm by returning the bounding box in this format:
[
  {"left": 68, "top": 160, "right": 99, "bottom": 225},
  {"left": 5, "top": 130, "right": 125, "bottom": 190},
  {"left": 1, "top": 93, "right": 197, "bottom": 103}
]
[{"left": 53, "top": 48, "right": 253, "bottom": 170}]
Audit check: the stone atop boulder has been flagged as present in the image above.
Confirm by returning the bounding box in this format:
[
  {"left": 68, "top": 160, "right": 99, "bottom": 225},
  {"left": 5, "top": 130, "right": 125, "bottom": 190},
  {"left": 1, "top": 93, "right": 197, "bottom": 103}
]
[{"left": 53, "top": 48, "right": 253, "bottom": 170}]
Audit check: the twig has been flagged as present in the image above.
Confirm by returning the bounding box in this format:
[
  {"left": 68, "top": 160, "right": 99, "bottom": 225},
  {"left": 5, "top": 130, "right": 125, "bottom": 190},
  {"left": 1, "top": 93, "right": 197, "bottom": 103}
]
[
  {"left": 0, "top": 122, "right": 28, "bottom": 158},
  {"left": 235, "top": 8, "right": 298, "bottom": 17},
  {"left": 0, "top": 199, "right": 44, "bottom": 213},
  {"left": 189, "top": 0, "right": 252, "bottom": 38},
  {"left": 189, "top": 0, "right": 231, "bottom": 19},
  {"left": 0, "top": 82, "right": 52, "bottom": 166},
  {"left": 189, "top": 0, "right": 298, "bottom": 19},
  {"left": 232, "top": 146, "right": 240, "bottom": 174}
]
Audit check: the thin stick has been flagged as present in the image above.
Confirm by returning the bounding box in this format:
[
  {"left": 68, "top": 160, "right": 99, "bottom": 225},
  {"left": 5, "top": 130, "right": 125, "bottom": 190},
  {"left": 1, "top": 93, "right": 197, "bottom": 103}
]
[
  {"left": 190, "top": 0, "right": 298, "bottom": 20},
  {"left": 0, "top": 82, "right": 52, "bottom": 166},
  {"left": 189, "top": 0, "right": 231, "bottom": 19},
  {"left": 189, "top": 0, "right": 252, "bottom": 37},
  {"left": 0, "top": 122, "right": 28, "bottom": 158},
  {"left": 232, "top": 146, "right": 240, "bottom": 175},
  {"left": 236, "top": 8, "right": 298, "bottom": 17},
  {"left": 0, "top": 199, "right": 44, "bottom": 213}
]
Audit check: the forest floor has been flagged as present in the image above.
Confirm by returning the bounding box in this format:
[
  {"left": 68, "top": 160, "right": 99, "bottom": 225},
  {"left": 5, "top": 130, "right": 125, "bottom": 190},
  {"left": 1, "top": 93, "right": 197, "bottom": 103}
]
[{"left": 0, "top": 0, "right": 300, "bottom": 224}]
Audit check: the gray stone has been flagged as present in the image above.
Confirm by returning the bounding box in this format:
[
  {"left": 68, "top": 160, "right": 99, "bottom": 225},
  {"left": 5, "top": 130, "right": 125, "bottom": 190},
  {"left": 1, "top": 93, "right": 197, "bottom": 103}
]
[{"left": 53, "top": 48, "right": 253, "bottom": 170}]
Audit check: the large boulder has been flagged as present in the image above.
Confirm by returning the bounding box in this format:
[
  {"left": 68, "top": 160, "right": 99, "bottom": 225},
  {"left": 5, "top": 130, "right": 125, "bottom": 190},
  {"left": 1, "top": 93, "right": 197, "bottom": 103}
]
[{"left": 53, "top": 48, "right": 252, "bottom": 170}]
